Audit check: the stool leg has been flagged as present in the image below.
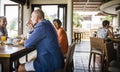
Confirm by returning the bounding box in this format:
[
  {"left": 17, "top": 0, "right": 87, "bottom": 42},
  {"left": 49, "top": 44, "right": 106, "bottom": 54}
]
[
  {"left": 14, "top": 59, "right": 20, "bottom": 72},
  {"left": 101, "top": 55, "right": 104, "bottom": 72},
  {"left": 88, "top": 52, "right": 92, "bottom": 68},
  {"left": 93, "top": 53, "right": 96, "bottom": 69}
]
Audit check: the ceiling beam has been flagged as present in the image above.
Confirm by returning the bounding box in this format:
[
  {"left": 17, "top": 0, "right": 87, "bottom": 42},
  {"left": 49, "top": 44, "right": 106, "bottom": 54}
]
[
  {"left": 73, "top": 0, "right": 105, "bottom": 2},
  {"left": 73, "top": 2, "right": 102, "bottom": 5},
  {"left": 73, "top": 6, "right": 97, "bottom": 8},
  {"left": 72, "top": 0, "right": 110, "bottom": 11},
  {"left": 73, "top": 8, "right": 99, "bottom": 11}
]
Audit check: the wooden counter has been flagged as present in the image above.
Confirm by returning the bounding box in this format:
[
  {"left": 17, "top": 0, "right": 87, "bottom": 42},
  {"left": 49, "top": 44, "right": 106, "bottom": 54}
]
[{"left": 0, "top": 45, "right": 35, "bottom": 72}]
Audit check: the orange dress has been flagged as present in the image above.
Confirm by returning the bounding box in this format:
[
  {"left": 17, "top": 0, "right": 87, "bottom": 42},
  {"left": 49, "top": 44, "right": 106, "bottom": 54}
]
[{"left": 56, "top": 28, "right": 68, "bottom": 55}]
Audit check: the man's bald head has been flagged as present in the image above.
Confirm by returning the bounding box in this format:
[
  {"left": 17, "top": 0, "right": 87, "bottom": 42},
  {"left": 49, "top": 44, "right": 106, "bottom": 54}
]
[
  {"left": 31, "top": 9, "right": 44, "bottom": 26},
  {"left": 33, "top": 9, "right": 44, "bottom": 19}
]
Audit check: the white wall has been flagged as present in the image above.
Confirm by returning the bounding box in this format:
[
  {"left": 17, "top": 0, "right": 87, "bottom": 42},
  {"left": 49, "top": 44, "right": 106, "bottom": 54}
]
[
  {"left": 67, "top": 0, "right": 72, "bottom": 45},
  {"left": 113, "top": 16, "right": 118, "bottom": 27},
  {"left": 23, "top": 2, "right": 31, "bottom": 36}
]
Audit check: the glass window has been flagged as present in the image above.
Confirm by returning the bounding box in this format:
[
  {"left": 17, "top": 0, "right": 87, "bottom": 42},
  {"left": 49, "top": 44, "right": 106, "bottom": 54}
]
[
  {"left": 0, "top": 0, "right": 23, "bottom": 37},
  {"left": 41, "top": 5, "right": 58, "bottom": 23},
  {"left": 32, "top": 4, "right": 67, "bottom": 31},
  {"left": 4, "top": 5, "right": 19, "bottom": 37}
]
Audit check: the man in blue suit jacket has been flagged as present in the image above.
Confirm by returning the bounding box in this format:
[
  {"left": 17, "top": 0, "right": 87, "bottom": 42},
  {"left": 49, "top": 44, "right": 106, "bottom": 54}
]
[{"left": 18, "top": 9, "right": 64, "bottom": 72}]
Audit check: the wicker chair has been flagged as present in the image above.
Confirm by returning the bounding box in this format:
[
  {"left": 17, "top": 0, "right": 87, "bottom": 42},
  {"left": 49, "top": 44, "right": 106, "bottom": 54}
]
[{"left": 88, "top": 37, "right": 105, "bottom": 71}]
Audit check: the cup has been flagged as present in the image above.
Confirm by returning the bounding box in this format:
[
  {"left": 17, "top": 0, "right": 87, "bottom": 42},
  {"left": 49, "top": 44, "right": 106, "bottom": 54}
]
[{"left": 1, "top": 36, "right": 7, "bottom": 43}]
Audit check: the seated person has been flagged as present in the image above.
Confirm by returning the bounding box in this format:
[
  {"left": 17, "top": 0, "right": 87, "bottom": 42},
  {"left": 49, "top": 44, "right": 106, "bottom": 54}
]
[
  {"left": 97, "top": 20, "right": 114, "bottom": 41},
  {"left": 18, "top": 9, "right": 64, "bottom": 72},
  {"left": 0, "top": 16, "right": 8, "bottom": 37},
  {"left": 108, "top": 23, "right": 114, "bottom": 35},
  {"left": 53, "top": 19, "right": 68, "bottom": 56}
]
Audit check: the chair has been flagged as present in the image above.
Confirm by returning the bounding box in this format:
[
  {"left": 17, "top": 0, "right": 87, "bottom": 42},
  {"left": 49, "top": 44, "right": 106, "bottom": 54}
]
[
  {"left": 64, "top": 41, "right": 76, "bottom": 72},
  {"left": 55, "top": 41, "right": 76, "bottom": 72},
  {"left": 108, "top": 60, "right": 120, "bottom": 72},
  {"left": 104, "top": 41, "right": 117, "bottom": 71},
  {"left": 74, "top": 32, "right": 81, "bottom": 43},
  {"left": 88, "top": 37, "right": 105, "bottom": 71},
  {"left": 104, "top": 41, "right": 119, "bottom": 72}
]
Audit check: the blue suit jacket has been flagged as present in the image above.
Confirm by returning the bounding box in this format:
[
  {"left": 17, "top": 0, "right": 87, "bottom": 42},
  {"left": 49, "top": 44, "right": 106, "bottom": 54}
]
[{"left": 24, "top": 19, "right": 64, "bottom": 72}]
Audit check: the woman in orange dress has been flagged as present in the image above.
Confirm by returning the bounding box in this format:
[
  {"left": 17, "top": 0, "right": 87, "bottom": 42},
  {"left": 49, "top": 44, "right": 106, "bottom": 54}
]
[{"left": 53, "top": 19, "right": 68, "bottom": 56}]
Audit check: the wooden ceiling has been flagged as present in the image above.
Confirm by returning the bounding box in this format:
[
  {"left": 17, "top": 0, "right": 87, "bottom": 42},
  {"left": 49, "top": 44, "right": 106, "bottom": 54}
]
[{"left": 73, "top": 0, "right": 111, "bottom": 11}]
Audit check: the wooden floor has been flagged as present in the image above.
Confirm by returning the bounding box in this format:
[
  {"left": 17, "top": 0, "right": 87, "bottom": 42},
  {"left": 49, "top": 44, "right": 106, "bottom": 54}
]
[{"left": 73, "top": 40, "right": 101, "bottom": 72}]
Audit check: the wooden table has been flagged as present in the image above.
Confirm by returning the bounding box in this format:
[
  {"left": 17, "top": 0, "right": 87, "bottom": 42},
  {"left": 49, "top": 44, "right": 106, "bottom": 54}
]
[{"left": 0, "top": 45, "right": 35, "bottom": 72}]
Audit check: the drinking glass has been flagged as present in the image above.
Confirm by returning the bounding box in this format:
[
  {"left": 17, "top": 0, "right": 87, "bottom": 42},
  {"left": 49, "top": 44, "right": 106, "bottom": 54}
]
[{"left": 1, "top": 36, "right": 7, "bottom": 43}]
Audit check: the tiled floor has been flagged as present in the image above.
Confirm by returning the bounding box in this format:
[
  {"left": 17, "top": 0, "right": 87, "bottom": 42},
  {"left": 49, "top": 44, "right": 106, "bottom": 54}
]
[{"left": 74, "top": 40, "right": 101, "bottom": 72}]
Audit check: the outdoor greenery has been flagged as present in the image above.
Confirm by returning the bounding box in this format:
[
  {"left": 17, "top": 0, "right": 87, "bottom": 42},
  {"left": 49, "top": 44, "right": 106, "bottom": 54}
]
[
  {"left": 73, "top": 12, "right": 83, "bottom": 28},
  {"left": 7, "top": 17, "right": 18, "bottom": 37},
  {"left": 8, "top": 18, "right": 17, "bottom": 31},
  {"left": 103, "top": 15, "right": 113, "bottom": 22}
]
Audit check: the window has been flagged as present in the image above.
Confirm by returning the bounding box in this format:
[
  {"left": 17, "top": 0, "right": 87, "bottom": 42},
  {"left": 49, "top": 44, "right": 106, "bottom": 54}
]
[
  {"left": 41, "top": 5, "right": 58, "bottom": 23},
  {"left": 4, "top": 4, "right": 23, "bottom": 37},
  {"left": 4, "top": 4, "right": 19, "bottom": 37},
  {"left": 32, "top": 4, "right": 67, "bottom": 31},
  {"left": 58, "top": 5, "right": 67, "bottom": 30},
  {"left": 0, "top": 0, "right": 23, "bottom": 37}
]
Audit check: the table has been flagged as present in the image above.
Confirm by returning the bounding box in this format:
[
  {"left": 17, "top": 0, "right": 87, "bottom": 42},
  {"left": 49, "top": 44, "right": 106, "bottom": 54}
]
[{"left": 0, "top": 45, "right": 35, "bottom": 72}]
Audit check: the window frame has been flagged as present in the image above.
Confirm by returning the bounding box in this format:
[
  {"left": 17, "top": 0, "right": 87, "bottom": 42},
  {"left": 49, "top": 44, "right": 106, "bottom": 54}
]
[
  {"left": 4, "top": 4, "right": 23, "bottom": 35},
  {"left": 31, "top": 4, "right": 67, "bottom": 31}
]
